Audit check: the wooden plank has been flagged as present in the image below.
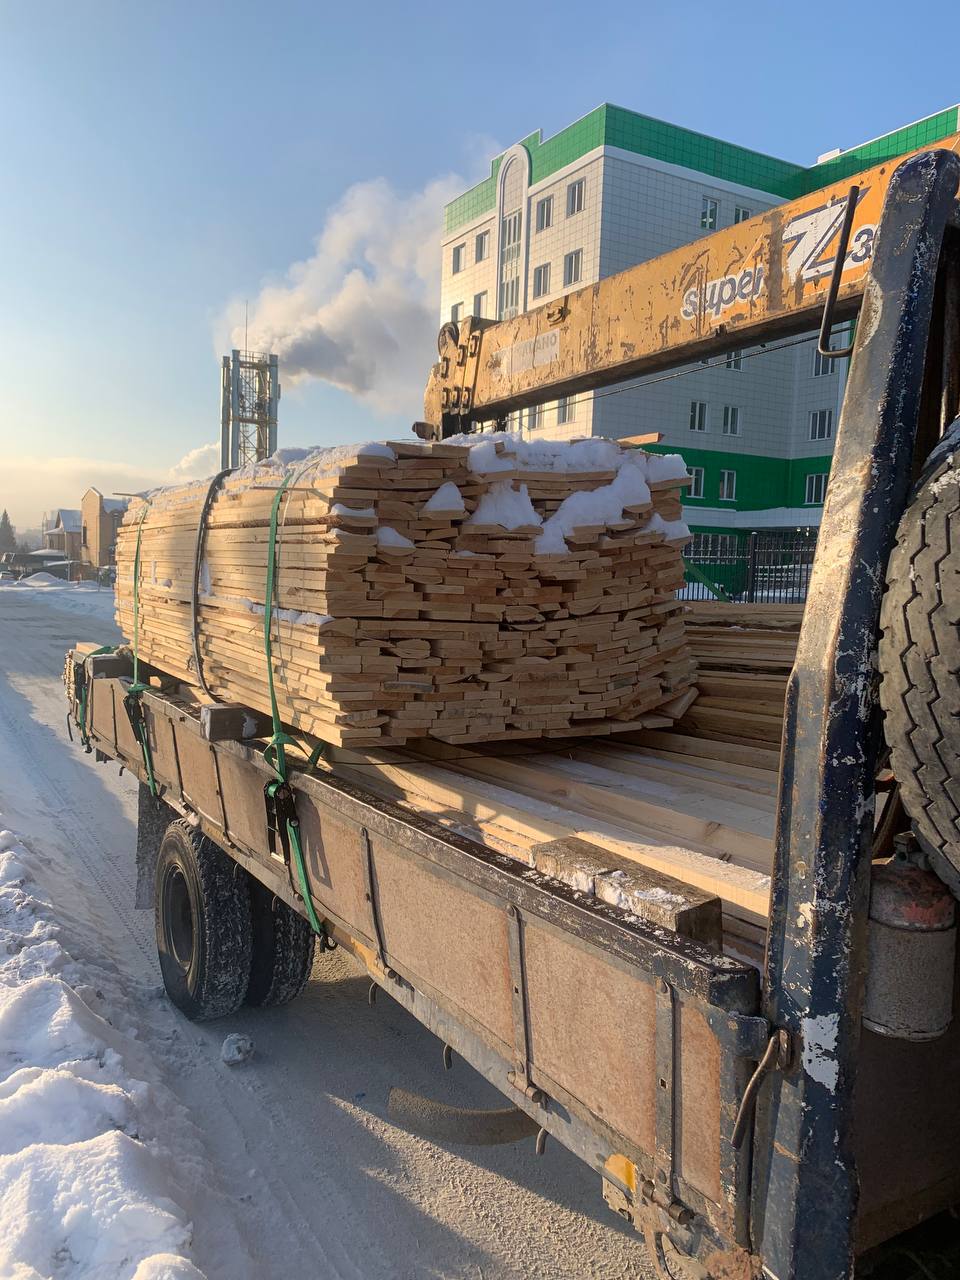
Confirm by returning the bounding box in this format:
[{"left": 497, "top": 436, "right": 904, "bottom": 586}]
[{"left": 530, "top": 836, "right": 723, "bottom": 949}]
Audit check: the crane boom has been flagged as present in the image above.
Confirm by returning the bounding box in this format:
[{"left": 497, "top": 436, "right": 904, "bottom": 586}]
[{"left": 423, "top": 133, "right": 960, "bottom": 435}]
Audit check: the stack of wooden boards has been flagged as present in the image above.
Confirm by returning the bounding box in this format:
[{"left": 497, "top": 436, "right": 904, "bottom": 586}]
[
  {"left": 115, "top": 436, "right": 696, "bottom": 747},
  {"left": 680, "top": 602, "right": 802, "bottom": 748},
  {"left": 325, "top": 604, "right": 804, "bottom": 956}
]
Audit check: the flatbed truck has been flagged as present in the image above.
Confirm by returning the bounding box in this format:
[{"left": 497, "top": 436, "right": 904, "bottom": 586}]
[{"left": 65, "top": 142, "right": 960, "bottom": 1279}]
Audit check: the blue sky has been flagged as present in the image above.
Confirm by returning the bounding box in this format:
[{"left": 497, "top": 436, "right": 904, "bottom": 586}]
[{"left": 1, "top": 0, "right": 957, "bottom": 529}]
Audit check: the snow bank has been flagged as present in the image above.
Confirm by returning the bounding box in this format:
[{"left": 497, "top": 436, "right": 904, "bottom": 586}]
[
  {"left": 0, "top": 582, "right": 117, "bottom": 624},
  {"left": 17, "top": 572, "right": 64, "bottom": 587},
  {"left": 0, "top": 824, "right": 206, "bottom": 1280}
]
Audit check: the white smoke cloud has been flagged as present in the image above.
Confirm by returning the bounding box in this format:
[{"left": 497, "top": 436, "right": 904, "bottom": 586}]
[
  {"left": 223, "top": 162, "right": 491, "bottom": 415},
  {"left": 169, "top": 441, "right": 219, "bottom": 482}
]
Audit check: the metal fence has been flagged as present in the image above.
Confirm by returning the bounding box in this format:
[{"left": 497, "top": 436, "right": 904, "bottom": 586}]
[{"left": 682, "top": 529, "right": 818, "bottom": 603}]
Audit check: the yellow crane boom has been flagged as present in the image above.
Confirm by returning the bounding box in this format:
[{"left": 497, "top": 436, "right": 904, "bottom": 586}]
[{"left": 423, "top": 133, "right": 960, "bottom": 433}]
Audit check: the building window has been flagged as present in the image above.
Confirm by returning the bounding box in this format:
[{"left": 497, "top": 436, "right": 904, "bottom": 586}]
[
  {"left": 527, "top": 403, "right": 542, "bottom": 431},
  {"left": 563, "top": 249, "right": 582, "bottom": 287},
  {"left": 532, "top": 263, "right": 551, "bottom": 299},
  {"left": 501, "top": 210, "right": 522, "bottom": 263},
  {"left": 725, "top": 349, "right": 742, "bottom": 370},
  {"left": 566, "top": 179, "right": 585, "bottom": 217},
  {"left": 722, "top": 405, "right": 740, "bottom": 436},
  {"left": 498, "top": 276, "right": 520, "bottom": 318},
  {"left": 719, "top": 470, "right": 737, "bottom": 501},
  {"left": 809, "top": 408, "right": 833, "bottom": 441},
  {"left": 473, "top": 291, "right": 487, "bottom": 318},
  {"left": 450, "top": 302, "right": 464, "bottom": 323},
  {"left": 82, "top": 524, "right": 88, "bottom": 548},
  {"left": 688, "top": 466, "right": 705, "bottom": 499},
  {"left": 805, "top": 472, "right": 829, "bottom": 504},
  {"left": 813, "top": 346, "right": 834, "bottom": 377},
  {"left": 557, "top": 396, "right": 574, "bottom": 424},
  {"left": 535, "top": 196, "right": 553, "bottom": 232},
  {"left": 734, "top": 205, "right": 751, "bottom": 223},
  {"left": 689, "top": 400, "right": 707, "bottom": 432},
  {"left": 452, "top": 243, "right": 465, "bottom": 274},
  {"left": 475, "top": 230, "right": 489, "bottom": 263},
  {"left": 701, "top": 197, "right": 718, "bottom": 231}
]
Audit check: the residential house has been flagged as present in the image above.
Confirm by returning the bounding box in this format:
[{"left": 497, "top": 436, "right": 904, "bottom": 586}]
[
  {"left": 43, "top": 509, "right": 82, "bottom": 562},
  {"left": 81, "top": 488, "right": 129, "bottom": 568}
]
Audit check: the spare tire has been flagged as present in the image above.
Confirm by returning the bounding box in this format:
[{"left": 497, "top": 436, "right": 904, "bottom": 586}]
[{"left": 879, "top": 419, "right": 960, "bottom": 873}]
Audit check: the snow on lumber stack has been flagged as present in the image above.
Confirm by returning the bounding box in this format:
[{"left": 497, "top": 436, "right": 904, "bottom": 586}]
[{"left": 115, "top": 435, "right": 695, "bottom": 747}]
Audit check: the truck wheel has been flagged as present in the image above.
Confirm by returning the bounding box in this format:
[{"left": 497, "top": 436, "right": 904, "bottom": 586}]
[
  {"left": 244, "top": 880, "right": 316, "bottom": 1007},
  {"left": 880, "top": 422, "right": 960, "bottom": 872},
  {"left": 155, "top": 820, "right": 252, "bottom": 1020}
]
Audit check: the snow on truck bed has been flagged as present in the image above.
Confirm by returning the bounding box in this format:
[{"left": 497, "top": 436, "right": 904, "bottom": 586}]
[{"left": 0, "top": 819, "right": 205, "bottom": 1280}]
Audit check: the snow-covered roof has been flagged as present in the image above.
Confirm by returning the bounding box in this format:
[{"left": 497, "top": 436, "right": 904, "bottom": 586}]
[
  {"left": 101, "top": 497, "right": 129, "bottom": 513},
  {"left": 54, "top": 509, "right": 82, "bottom": 532}
]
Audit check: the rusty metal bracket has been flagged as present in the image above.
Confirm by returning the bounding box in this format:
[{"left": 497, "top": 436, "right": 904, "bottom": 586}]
[
  {"left": 360, "top": 826, "right": 396, "bottom": 980},
  {"left": 654, "top": 978, "right": 676, "bottom": 1195},
  {"left": 505, "top": 905, "right": 544, "bottom": 1104}
]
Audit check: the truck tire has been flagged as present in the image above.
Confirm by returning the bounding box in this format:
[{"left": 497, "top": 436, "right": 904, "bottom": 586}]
[
  {"left": 155, "top": 820, "right": 252, "bottom": 1020},
  {"left": 879, "top": 422, "right": 960, "bottom": 871},
  {"left": 244, "top": 880, "right": 316, "bottom": 1007}
]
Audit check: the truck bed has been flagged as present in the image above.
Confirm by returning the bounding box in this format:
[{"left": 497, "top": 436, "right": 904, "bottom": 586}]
[
  {"left": 68, "top": 599, "right": 960, "bottom": 1267},
  {"left": 66, "top": 617, "right": 786, "bottom": 1271},
  {"left": 62, "top": 603, "right": 809, "bottom": 1273}
]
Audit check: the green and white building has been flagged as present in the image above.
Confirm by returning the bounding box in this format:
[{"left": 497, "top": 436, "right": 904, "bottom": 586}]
[{"left": 440, "top": 104, "right": 960, "bottom": 540}]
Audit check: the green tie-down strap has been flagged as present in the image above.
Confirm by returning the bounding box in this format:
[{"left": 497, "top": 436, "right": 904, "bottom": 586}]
[
  {"left": 124, "top": 685, "right": 158, "bottom": 797},
  {"left": 261, "top": 469, "right": 327, "bottom": 934},
  {"left": 124, "top": 499, "right": 158, "bottom": 796},
  {"left": 263, "top": 739, "right": 327, "bottom": 937}
]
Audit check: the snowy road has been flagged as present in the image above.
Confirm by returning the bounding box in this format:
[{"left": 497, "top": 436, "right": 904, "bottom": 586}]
[{"left": 0, "top": 586, "right": 653, "bottom": 1280}]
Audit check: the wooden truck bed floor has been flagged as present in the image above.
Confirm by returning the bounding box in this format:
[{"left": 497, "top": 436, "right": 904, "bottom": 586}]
[{"left": 325, "top": 718, "right": 779, "bottom": 956}]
